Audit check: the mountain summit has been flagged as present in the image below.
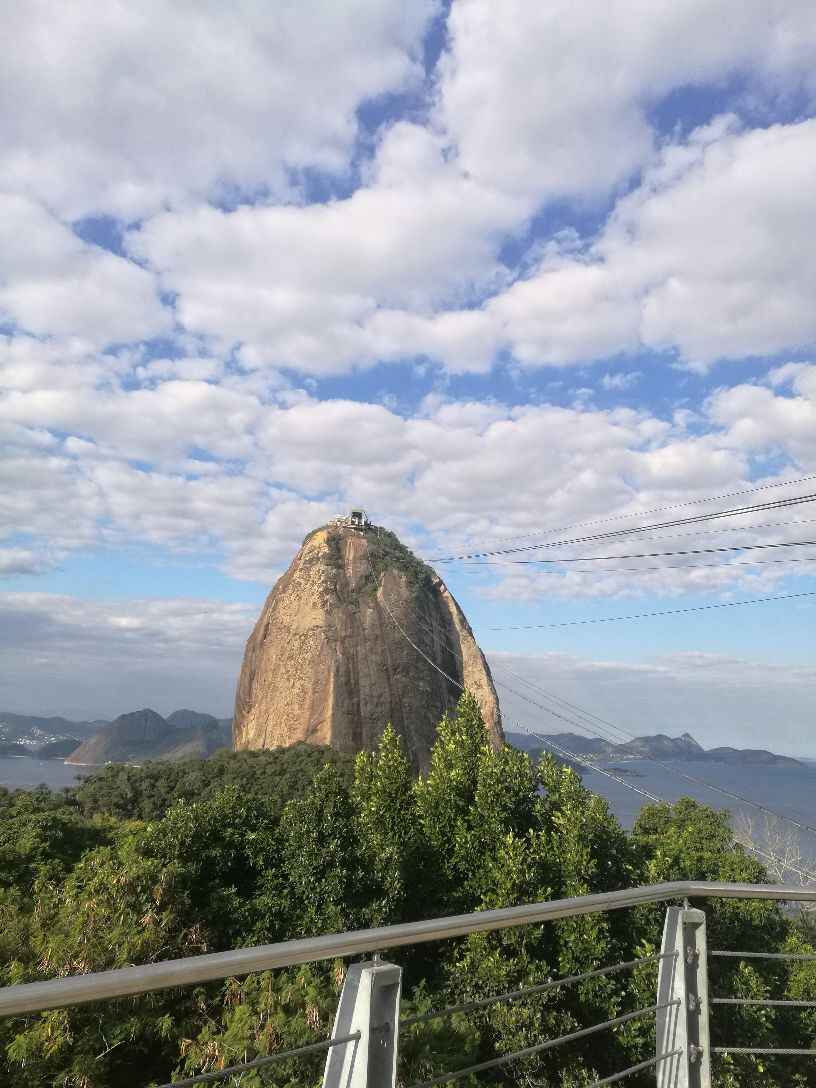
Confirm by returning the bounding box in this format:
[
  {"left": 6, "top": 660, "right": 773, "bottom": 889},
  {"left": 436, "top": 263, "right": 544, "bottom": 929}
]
[
  {"left": 233, "top": 520, "right": 503, "bottom": 772},
  {"left": 66, "top": 708, "right": 230, "bottom": 764}
]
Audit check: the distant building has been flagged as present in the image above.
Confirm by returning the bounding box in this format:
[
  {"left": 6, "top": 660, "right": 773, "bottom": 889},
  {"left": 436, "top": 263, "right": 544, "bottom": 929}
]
[{"left": 329, "top": 508, "right": 371, "bottom": 530}]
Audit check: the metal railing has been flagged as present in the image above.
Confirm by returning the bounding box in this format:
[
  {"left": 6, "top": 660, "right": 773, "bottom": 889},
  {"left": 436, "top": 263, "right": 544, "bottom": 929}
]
[{"left": 1, "top": 880, "right": 815, "bottom": 1087}]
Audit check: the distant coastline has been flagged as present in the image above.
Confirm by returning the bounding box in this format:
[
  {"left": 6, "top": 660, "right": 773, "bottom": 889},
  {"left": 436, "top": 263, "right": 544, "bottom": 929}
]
[{"left": 505, "top": 730, "right": 804, "bottom": 769}]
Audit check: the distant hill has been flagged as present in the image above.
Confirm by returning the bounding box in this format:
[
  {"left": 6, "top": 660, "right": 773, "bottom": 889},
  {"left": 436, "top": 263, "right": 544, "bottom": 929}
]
[
  {"left": 0, "top": 712, "right": 102, "bottom": 747},
  {"left": 37, "top": 738, "right": 84, "bottom": 760},
  {"left": 0, "top": 741, "right": 35, "bottom": 758},
  {"left": 505, "top": 730, "right": 804, "bottom": 768},
  {"left": 66, "top": 709, "right": 231, "bottom": 765},
  {"left": 166, "top": 709, "right": 218, "bottom": 728},
  {"left": 504, "top": 731, "right": 585, "bottom": 773}
]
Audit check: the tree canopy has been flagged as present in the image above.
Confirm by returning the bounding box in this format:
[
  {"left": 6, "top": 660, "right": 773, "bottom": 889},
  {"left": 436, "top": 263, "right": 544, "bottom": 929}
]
[{"left": 0, "top": 694, "right": 813, "bottom": 1087}]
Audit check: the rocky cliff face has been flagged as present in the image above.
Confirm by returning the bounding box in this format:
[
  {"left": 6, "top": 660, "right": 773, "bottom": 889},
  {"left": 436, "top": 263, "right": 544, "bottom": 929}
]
[{"left": 233, "top": 525, "right": 503, "bottom": 771}]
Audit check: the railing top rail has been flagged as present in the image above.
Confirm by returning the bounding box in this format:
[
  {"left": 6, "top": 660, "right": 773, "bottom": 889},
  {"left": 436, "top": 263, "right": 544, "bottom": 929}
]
[{"left": 1, "top": 880, "right": 814, "bottom": 1018}]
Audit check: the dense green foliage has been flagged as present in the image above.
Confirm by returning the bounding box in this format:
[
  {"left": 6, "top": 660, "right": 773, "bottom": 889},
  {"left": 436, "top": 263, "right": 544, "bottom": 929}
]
[
  {"left": 362, "top": 526, "right": 434, "bottom": 595},
  {"left": 71, "top": 743, "right": 355, "bottom": 822},
  {"left": 324, "top": 530, "right": 344, "bottom": 570},
  {"left": 0, "top": 696, "right": 813, "bottom": 1087}
]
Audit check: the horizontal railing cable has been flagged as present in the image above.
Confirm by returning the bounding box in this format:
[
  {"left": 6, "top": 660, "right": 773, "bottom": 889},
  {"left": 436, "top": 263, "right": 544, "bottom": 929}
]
[
  {"left": 711, "top": 997, "right": 816, "bottom": 1007},
  {"left": 711, "top": 950, "right": 816, "bottom": 961},
  {"left": 712, "top": 1046, "right": 816, "bottom": 1056},
  {"left": 406, "top": 1000, "right": 679, "bottom": 1088},
  {"left": 154, "top": 1031, "right": 360, "bottom": 1088},
  {"left": 401, "top": 952, "right": 673, "bottom": 1026}
]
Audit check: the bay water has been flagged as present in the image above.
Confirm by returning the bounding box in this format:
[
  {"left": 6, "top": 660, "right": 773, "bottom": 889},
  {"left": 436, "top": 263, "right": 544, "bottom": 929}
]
[
  {"left": 581, "top": 758, "right": 816, "bottom": 838},
  {"left": 0, "top": 756, "right": 95, "bottom": 791}
]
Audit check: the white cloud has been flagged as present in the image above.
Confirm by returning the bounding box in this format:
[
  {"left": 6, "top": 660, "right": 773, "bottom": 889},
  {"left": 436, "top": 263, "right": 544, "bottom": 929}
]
[
  {"left": 0, "top": 197, "right": 169, "bottom": 346},
  {"left": 0, "top": 549, "right": 53, "bottom": 578},
  {"left": 0, "top": 0, "right": 439, "bottom": 218},
  {"left": 3, "top": 321, "right": 816, "bottom": 596},
  {"left": 488, "top": 118, "right": 816, "bottom": 367},
  {"left": 487, "top": 259, "right": 641, "bottom": 365},
  {"left": 709, "top": 363, "right": 816, "bottom": 470},
  {"left": 0, "top": 447, "right": 104, "bottom": 547},
  {"left": 125, "top": 115, "right": 816, "bottom": 375},
  {"left": 438, "top": 0, "right": 816, "bottom": 203},
  {"left": 0, "top": 593, "right": 256, "bottom": 719},
  {"left": 629, "top": 121, "right": 816, "bottom": 363},
  {"left": 601, "top": 372, "right": 643, "bottom": 392},
  {"left": 129, "top": 123, "right": 525, "bottom": 372},
  {"left": 1, "top": 2, "right": 814, "bottom": 378}
]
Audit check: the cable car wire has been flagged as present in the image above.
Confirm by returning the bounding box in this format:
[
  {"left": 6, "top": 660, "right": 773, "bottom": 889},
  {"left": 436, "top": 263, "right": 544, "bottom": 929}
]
[
  {"left": 452, "top": 537, "right": 816, "bottom": 567},
  {"left": 363, "top": 534, "right": 816, "bottom": 865},
  {"left": 430, "top": 493, "right": 816, "bottom": 563},
  {"left": 453, "top": 554, "right": 816, "bottom": 575},
  {"left": 490, "top": 661, "right": 816, "bottom": 838},
  {"left": 483, "top": 589, "right": 816, "bottom": 631},
  {"left": 439, "top": 474, "right": 816, "bottom": 550}
]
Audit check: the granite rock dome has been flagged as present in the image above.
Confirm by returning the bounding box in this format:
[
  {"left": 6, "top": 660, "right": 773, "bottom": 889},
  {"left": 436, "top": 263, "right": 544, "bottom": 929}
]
[{"left": 233, "top": 524, "right": 503, "bottom": 772}]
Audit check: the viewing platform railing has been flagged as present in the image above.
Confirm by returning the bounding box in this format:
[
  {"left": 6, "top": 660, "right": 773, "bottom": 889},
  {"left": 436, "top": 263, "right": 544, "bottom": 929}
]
[{"left": 1, "top": 880, "right": 815, "bottom": 1087}]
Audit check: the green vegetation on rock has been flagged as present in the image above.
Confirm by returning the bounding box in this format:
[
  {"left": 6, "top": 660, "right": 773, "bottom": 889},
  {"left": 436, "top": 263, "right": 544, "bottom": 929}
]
[
  {"left": 362, "top": 526, "right": 434, "bottom": 596},
  {"left": 325, "top": 529, "right": 343, "bottom": 569}
]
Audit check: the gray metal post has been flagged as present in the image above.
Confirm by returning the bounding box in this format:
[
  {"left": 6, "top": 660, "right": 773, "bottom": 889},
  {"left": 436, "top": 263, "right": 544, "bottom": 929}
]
[
  {"left": 323, "top": 960, "right": 402, "bottom": 1088},
  {"left": 656, "top": 906, "right": 711, "bottom": 1088}
]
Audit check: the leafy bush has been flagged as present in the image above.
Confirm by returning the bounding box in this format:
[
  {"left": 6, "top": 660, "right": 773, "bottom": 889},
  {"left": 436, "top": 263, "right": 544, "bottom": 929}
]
[{"left": 0, "top": 696, "right": 812, "bottom": 1086}]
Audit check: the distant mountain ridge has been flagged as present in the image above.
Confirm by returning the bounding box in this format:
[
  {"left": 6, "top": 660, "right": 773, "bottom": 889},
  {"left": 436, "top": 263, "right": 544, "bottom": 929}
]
[
  {"left": 0, "top": 709, "right": 233, "bottom": 764},
  {"left": 67, "top": 709, "right": 231, "bottom": 765},
  {"left": 0, "top": 712, "right": 101, "bottom": 747},
  {"left": 1, "top": 712, "right": 803, "bottom": 770},
  {"left": 506, "top": 730, "right": 804, "bottom": 768}
]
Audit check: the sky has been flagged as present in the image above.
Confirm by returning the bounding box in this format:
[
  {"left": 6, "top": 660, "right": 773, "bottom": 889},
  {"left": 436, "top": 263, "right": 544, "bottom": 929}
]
[{"left": 1, "top": 1, "right": 815, "bottom": 753}]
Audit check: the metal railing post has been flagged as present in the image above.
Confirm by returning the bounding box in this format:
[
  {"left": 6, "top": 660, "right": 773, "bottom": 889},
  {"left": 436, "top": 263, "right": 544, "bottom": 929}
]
[
  {"left": 323, "top": 959, "right": 402, "bottom": 1088},
  {"left": 656, "top": 906, "right": 711, "bottom": 1088}
]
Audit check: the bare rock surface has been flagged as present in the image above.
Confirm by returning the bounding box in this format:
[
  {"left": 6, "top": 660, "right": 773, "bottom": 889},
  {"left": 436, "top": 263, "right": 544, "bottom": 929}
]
[{"left": 233, "top": 525, "right": 503, "bottom": 771}]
